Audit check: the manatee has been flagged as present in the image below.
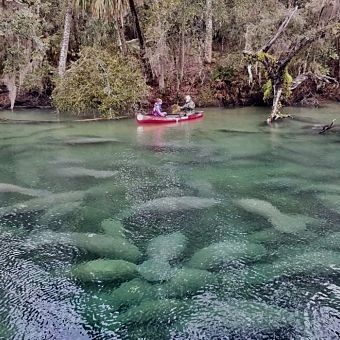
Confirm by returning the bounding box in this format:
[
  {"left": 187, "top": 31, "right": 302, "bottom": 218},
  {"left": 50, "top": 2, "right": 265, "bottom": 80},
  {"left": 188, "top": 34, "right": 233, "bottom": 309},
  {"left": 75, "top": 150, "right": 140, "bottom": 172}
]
[
  {"left": 236, "top": 198, "right": 317, "bottom": 234},
  {"left": 109, "top": 278, "right": 160, "bottom": 310},
  {"left": 147, "top": 232, "right": 187, "bottom": 261},
  {"left": 135, "top": 196, "right": 219, "bottom": 214},
  {"left": 71, "top": 259, "right": 139, "bottom": 282},
  {"left": 64, "top": 137, "right": 120, "bottom": 145},
  {"left": 55, "top": 167, "right": 116, "bottom": 179},
  {"left": 319, "top": 194, "right": 340, "bottom": 214},
  {"left": 314, "top": 232, "right": 340, "bottom": 251},
  {"left": 245, "top": 250, "right": 340, "bottom": 286},
  {"left": 113, "top": 299, "right": 189, "bottom": 326},
  {"left": 0, "top": 191, "right": 86, "bottom": 217},
  {"left": 39, "top": 201, "right": 83, "bottom": 224},
  {"left": 187, "top": 240, "right": 267, "bottom": 270},
  {"left": 138, "top": 259, "right": 177, "bottom": 282},
  {"left": 27, "top": 231, "right": 141, "bottom": 263},
  {"left": 248, "top": 228, "right": 318, "bottom": 245},
  {"left": 100, "top": 219, "right": 127, "bottom": 238},
  {"left": 172, "top": 298, "right": 297, "bottom": 336},
  {"left": 0, "top": 183, "right": 50, "bottom": 197},
  {"left": 163, "top": 268, "right": 218, "bottom": 298}
]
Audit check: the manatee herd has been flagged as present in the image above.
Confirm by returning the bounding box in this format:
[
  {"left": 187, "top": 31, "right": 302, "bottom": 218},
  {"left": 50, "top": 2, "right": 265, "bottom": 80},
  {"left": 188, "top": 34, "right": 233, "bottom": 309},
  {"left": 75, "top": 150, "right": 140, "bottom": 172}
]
[{"left": 2, "top": 185, "right": 340, "bottom": 338}]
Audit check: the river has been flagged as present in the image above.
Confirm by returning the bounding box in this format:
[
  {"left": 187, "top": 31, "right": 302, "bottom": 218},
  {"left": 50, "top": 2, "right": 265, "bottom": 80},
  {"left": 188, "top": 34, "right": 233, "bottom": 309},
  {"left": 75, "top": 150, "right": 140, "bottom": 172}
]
[{"left": 0, "top": 104, "right": 339, "bottom": 339}]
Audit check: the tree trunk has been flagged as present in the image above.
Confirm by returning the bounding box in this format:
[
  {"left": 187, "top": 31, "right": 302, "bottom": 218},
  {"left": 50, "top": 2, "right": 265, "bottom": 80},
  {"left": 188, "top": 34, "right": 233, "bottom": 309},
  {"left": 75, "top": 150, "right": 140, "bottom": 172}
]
[
  {"left": 116, "top": 16, "right": 127, "bottom": 53},
  {"left": 204, "top": 0, "right": 213, "bottom": 64},
  {"left": 269, "top": 82, "right": 283, "bottom": 123},
  {"left": 58, "top": 0, "right": 73, "bottom": 77},
  {"left": 179, "top": 25, "right": 185, "bottom": 81},
  {"left": 127, "top": 0, "right": 152, "bottom": 79},
  {"left": 127, "top": 0, "right": 145, "bottom": 50}
]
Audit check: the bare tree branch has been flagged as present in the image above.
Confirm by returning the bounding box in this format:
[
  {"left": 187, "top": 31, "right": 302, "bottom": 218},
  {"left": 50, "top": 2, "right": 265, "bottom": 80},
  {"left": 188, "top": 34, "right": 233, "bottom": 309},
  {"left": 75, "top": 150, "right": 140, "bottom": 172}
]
[{"left": 262, "top": 6, "right": 298, "bottom": 53}]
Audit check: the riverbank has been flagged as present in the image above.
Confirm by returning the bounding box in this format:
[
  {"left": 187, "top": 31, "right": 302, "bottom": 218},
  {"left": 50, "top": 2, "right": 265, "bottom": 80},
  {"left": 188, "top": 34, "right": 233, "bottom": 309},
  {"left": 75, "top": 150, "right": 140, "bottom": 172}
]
[{"left": 1, "top": 79, "right": 339, "bottom": 115}]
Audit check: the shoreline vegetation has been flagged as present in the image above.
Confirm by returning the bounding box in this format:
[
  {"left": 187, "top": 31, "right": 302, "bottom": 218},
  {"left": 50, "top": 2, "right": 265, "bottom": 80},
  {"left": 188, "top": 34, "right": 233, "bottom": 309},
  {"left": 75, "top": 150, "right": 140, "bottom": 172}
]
[{"left": 1, "top": 1, "right": 340, "bottom": 121}]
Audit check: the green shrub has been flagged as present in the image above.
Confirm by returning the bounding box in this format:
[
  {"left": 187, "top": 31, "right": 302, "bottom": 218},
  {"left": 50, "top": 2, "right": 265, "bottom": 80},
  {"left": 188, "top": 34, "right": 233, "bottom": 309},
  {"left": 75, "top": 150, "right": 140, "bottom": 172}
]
[{"left": 52, "top": 47, "right": 150, "bottom": 117}]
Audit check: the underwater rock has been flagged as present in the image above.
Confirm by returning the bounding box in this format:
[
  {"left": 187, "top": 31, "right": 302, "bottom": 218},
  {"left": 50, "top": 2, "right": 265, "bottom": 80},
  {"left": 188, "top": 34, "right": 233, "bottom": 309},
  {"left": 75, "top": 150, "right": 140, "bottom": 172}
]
[
  {"left": 114, "top": 299, "right": 189, "bottom": 326},
  {"left": 163, "top": 268, "right": 218, "bottom": 298},
  {"left": 245, "top": 250, "right": 340, "bottom": 286},
  {"left": 0, "top": 183, "right": 50, "bottom": 197},
  {"left": 187, "top": 240, "right": 267, "bottom": 270},
  {"left": 64, "top": 137, "right": 120, "bottom": 145},
  {"left": 109, "top": 278, "right": 160, "bottom": 310},
  {"left": 135, "top": 196, "right": 219, "bottom": 214},
  {"left": 55, "top": 167, "right": 117, "bottom": 179},
  {"left": 71, "top": 259, "right": 139, "bottom": 283},
  {"left": 172, "top": 297, "right": 297, "bottom": 337},
  {"left": 0, "top": 191, "right": 86, "bottom": 217},
  {"left": 27, "top": 231, "right": 141, "bottom": 263},
  {"left": 147, "top": 232, "right": 187, "bottom": 261},
  {"left": 236, "top": 198, "right": 316, "bottom": 234},
  {"left": 138, "top": 259, "right": 177, "bottom": 282},
  {"left": 100, "top": 219, "right": 127, "bottom": 238}
]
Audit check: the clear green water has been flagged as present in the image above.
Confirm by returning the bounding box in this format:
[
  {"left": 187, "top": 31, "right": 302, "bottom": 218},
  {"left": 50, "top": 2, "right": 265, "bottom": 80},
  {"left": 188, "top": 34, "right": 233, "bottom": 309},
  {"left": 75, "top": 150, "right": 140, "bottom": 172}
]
[{"left": 0, "top": 104, "right": 340, "bottom": 339}]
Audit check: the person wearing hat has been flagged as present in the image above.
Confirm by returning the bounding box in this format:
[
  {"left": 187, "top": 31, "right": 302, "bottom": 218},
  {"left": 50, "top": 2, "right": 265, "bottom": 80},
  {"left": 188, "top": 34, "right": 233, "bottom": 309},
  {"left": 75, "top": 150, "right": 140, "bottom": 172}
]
[
  {"left": 180, "top": 95, "right": 195, "bottom": 112},
  {"left": 152, "top": 98, "right": 167, "bottom": 117}
]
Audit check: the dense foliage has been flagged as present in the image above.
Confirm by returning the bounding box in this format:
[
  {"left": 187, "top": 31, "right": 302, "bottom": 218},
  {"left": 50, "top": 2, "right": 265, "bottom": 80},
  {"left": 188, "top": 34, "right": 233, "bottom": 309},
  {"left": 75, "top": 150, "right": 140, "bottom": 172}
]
[
  {"left": 0, "top": 0, "right": 339, "bottom": 116},
  {"left": 52, "top": 48, "right": 149, "bottom": 117}
]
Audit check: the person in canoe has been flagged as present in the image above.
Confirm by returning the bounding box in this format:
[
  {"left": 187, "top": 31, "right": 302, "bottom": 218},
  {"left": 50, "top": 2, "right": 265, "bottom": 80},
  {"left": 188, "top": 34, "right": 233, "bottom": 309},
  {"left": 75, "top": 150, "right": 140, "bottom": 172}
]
[
  {"left": 180, "top": 95, "right": 195, "bottom": 113},
  {"left": 152, "top": 98, "right": 167, "bottom": 117}
]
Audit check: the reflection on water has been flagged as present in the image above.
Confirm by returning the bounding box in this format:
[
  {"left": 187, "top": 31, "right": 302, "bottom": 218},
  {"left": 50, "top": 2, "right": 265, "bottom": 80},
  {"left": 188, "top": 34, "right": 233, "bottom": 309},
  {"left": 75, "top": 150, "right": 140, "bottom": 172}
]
[{"left": 0, "top": 105, "right": 340, "bottom": 339}]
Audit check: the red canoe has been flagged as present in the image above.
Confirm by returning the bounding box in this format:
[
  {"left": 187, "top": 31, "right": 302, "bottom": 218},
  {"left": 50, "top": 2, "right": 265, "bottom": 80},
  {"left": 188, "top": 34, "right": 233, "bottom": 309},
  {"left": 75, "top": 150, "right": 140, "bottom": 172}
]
[{"left": 136, "top": 111, "right": 204, "bottom": 124}]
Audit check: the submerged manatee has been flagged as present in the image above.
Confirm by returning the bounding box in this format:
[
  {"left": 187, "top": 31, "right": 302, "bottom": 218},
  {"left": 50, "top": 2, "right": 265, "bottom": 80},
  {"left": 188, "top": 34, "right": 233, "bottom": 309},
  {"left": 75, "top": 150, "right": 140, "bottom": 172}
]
[
  {"left": 187, "top": 240, "right": 267, "bottom": 270},
  {"left": 71, "top": 259, "right": 139, "bottom": 283},
  {"left": 245, "top": 250, "right": 340, "bottom": 286},
  {"left": 162, "top": 268, "right": 219, "bottom": 298},
  {"left": 109, "top": 278, "right": 160, "bottom": 310},
  {"left": 236, "top": 198, "right": 317, "bottom": 234},
  {"left": 0, "top": 183, "right": 50, "bottom": 197},
  {"left": 172, "top": 297, "right": 298, "bottom": 337},
  {"left": 313, "top": 232, "right": 340, "bottom": 251},
  {"left": 27, "top": 231, "right": 141, "bottom": 263},
  {"left": 64, "top": 137, "right": 120, "bottom": 145},
  {"left": 100, "top": 219, "right": 127, "bottom": 238},
  {"left": 55, "top": 167, "right": 117, "bottom": 179},
  {"left": 0, "top": 191, "right": 86, "bottom": 218},
  {"left": 319, "top": 194, "right": 340, "bottom": 214},
  {"left": 147, "top": 232, "right": 187, "bottom": 261},
  {"left": 135, "top": 196, "right": 219, "bottom": 214},
  {"left": 138, "top": 259, "right": 177, "bottom": 282},
  {"left": 113, "top": 299, "right": 189, "bottom": 327},
  {"left": 39, "top": 201, "right": 83, "bottom": 224}
]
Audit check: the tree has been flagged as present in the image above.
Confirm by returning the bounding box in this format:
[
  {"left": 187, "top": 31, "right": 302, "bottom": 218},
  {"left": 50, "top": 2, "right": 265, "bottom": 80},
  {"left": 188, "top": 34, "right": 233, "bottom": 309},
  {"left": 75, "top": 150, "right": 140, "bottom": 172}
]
[
  {"left": 244, "top": 1, "right": 340, "bottom": 123},
  {"left": 53, "top": 47, "right": 149, "bottom": 117},
  {"left": 58, "top": 0, "right": 73, "bottom": 77},
  {"left": 205, "top": 0, "right": 213, "bottom": 64}
]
